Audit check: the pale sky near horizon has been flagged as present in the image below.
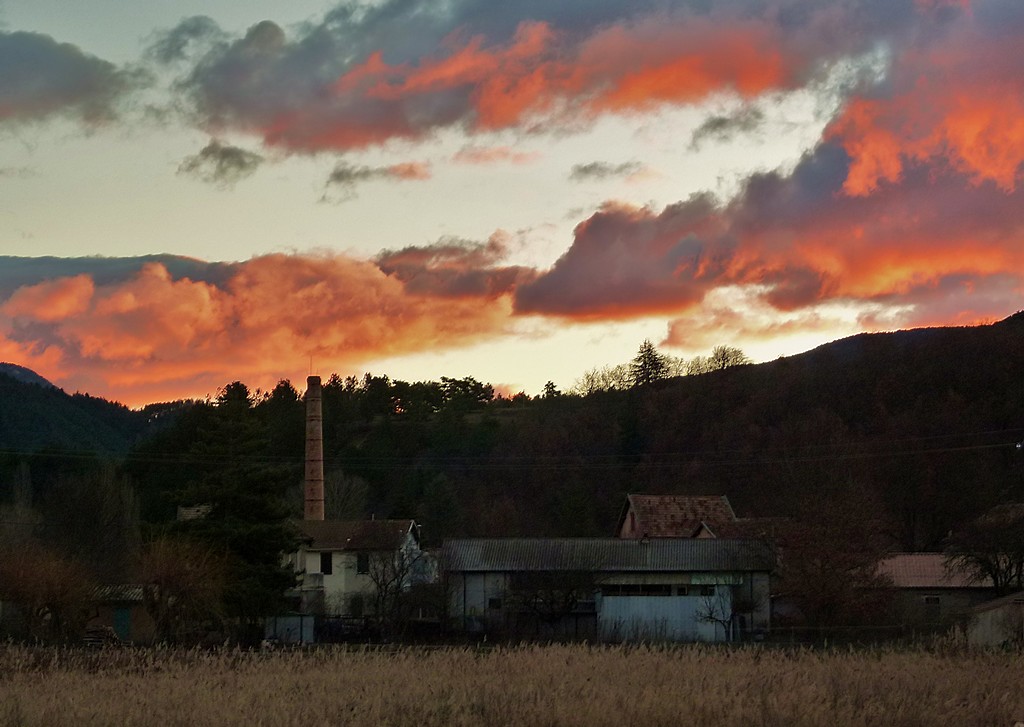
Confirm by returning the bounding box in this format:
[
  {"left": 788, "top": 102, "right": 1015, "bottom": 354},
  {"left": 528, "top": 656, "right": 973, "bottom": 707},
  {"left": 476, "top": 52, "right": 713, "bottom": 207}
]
[{"left": 1, "top": 0, "right": 1021, "bottom": 406}]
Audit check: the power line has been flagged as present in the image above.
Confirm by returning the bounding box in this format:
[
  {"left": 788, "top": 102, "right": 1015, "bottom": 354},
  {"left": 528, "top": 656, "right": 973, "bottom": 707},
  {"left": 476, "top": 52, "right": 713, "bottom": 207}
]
[{"left": 1, "top": 427, "right": 1021, "bottom": 472}]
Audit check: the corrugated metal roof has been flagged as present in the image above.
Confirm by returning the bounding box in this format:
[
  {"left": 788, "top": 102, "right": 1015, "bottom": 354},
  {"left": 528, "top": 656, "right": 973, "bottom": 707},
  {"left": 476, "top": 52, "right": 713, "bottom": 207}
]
[
  {"left": 877, "top": 553, "right": 992, "bottom": 589},
  {"left": 443, "top": 538, "right": 773, "bottom": 573},
  {"left": 93, "top": 585, "right": 144, "bottom": 603}
]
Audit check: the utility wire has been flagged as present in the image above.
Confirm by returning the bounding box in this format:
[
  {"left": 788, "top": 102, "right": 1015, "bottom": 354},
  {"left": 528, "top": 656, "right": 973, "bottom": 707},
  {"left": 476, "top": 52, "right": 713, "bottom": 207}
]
[{"left": 1, "top": 428, "right": 1021, "bottom": 471}]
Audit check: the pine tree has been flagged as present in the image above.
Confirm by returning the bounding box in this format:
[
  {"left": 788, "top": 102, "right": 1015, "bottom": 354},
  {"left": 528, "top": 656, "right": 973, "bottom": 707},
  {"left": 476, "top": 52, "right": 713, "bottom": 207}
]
[
  {"left": 172, "top": 382, "right": 297, "bottom": 641},
  {"left": 628, "top": 339, "right": 669, "bottom": 387}
]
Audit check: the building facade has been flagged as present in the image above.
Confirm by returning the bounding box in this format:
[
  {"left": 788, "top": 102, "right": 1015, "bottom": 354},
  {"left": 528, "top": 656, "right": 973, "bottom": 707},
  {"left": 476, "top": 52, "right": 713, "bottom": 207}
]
[
  {"left": 444, "top": 537, "right": 773, "bottom": 642},
  {"left": 290, "top": 519, "right": 421, "bottom": 618}
]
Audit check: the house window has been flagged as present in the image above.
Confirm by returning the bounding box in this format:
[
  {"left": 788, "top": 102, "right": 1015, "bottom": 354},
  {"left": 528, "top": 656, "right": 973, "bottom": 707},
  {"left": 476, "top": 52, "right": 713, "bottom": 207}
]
[
  {"left": 488, "top": 597, "right": 502, "bottom": 610},
  {"left": 699, "top": 585, "right": 715, "bottom": 597},
  {"left": 319, "top": 551, "right": 333, "bottom": 575},
  {"left": 677, "top": 586, "right": 689, "bottom": 596},
  {"left": 357, "top": 552, "right": 370, "bottom": 574},
  {"left": 923, "top": 595, "right": 940, "bottom": 605}
]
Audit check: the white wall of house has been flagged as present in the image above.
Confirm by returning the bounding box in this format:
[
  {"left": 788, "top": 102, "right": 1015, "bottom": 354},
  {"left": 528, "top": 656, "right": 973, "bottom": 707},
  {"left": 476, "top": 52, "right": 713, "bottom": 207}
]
[
  {"left": 303, "top": 550, "right": 375, "bottom": 615},
  {"left": 295, "top": 531, "right": 422, "bottom": 617}
]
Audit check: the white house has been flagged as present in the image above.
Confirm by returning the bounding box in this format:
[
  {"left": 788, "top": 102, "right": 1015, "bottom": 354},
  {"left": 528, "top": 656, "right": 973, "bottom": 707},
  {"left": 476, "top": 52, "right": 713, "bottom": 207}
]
[{"left": 290, "top": 519, "right": 421, "bottom": 617}]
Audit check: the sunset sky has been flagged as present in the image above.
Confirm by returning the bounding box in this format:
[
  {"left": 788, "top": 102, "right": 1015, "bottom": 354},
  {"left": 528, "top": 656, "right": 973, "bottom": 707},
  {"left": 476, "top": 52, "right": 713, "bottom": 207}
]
[{"left": 1, "top": 0, "right": 1022, "bottom": 407}]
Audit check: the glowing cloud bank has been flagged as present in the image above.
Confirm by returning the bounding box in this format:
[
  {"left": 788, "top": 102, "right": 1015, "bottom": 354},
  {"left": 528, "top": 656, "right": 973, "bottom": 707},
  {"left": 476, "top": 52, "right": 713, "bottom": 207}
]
[{"left": 2, "top": 0, "right": 1022, "bottom": 404}]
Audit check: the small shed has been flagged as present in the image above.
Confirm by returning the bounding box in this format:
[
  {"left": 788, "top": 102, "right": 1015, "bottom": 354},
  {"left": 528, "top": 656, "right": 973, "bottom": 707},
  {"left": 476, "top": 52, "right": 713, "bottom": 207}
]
[
  {"left": 877, "top": 553, "right": 995, "bottom": 627},
  {"left": 966, "top": 591, "right": 1024, "bottom": 647},
  {"left": 443, "top": 537, "right": 774, "bottom": 642},
  {"left": 90, "top": 585, "right": 156, "bottom": 643}
]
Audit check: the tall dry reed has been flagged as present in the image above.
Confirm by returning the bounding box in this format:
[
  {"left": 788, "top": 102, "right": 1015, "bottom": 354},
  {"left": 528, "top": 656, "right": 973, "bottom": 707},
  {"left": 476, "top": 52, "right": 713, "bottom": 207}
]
[{"left": 0, "top": 643, "right": 1021, "bottom": 726}]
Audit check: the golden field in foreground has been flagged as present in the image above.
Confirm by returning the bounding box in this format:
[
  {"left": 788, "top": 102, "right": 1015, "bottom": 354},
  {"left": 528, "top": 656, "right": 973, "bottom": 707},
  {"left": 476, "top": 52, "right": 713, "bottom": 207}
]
[{"left": 1, "top": 643, "right": 1022, "bottom": 727}]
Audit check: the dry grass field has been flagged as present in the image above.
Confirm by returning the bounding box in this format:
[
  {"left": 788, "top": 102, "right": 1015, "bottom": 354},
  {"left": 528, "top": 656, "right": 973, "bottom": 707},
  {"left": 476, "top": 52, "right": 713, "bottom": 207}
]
[{"left": 1, "top": 643, "right": 1022, "bottom": 726}]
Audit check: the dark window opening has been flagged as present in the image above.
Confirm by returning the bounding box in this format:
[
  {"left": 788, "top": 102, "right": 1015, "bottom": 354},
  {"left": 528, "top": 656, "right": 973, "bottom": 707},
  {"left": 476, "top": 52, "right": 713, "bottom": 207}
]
[
  {"left": 699, "top": 585, "right": 715, "bottom": 597},
  {"left": 357, "top": 552, "right": 370, "bottom": 574},
  {"left": 320, "top": 551, "right": 333, "bottom": 575}
]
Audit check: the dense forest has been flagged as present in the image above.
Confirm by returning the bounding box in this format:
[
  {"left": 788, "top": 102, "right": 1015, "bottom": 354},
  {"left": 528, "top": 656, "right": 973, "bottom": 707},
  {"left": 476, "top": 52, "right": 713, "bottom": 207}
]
[{"left": 1, "top": 313, "right": 1023, "bottom": 638}]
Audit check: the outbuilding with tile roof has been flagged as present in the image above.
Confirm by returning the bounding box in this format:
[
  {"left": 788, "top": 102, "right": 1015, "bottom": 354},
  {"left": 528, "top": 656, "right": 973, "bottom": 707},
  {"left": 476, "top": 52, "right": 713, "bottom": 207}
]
[
  {"left": 616, "top": 494, "right": 739, "bottom": 539},
  {"left": 877, "top": 552, "right": 996, "bottom": 627}
]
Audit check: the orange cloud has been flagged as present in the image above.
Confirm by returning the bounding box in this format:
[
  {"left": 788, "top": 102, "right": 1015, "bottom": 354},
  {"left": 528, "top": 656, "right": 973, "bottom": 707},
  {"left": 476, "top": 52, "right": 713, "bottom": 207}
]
[
  {"left": 386, "top": 162, "right": 431, "bottom": 180},
  {"left": 0, "top": 253, "right": 518, "bottom": 406},
  {"left": 828, "top": 12, "right": 1024, "bottom": 195},
  {"left": 515, "top": 134, "right": 1024, "bottom": 335},
  {"left": 579, "top": 19, "right": 798, "bottom": 113},
  {"left": 452, "top": 146, "right": 540, "bottom": 165},
  {"left": 233, "top": 13, "right": 813, "bottom": 152},
  {"left": 2, "top": 275, "right": 94, "bottom": 322}
]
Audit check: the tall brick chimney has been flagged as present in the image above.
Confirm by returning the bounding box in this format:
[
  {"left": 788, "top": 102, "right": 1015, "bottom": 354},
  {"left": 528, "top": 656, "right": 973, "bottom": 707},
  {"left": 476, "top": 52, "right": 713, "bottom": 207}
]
[{"left": 304, "top": 375, "right": 325, "bottom": 520}]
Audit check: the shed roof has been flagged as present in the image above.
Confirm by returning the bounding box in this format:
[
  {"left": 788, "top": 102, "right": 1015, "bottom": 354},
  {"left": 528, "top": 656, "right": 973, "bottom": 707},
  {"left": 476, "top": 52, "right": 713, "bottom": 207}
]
[
  {"left": 93, "top": 585, "right": 144, "bottom": 603},
  {"left": 877, "top": 553, "right": 992, "bottom": 589},
  {"left": 296, "top": 519, "right": 415, "bottom": 551},
  {"left": 618, "top": 494, "right": 737, "bottom": 537},
  {"left": 443, "top": 538, "right": 774, "bottom": 573}
]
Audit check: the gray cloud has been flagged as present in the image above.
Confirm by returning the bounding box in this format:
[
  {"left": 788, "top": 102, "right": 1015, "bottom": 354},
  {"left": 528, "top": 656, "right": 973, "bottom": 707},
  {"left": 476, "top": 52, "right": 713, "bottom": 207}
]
[
  {"left": 689, "top": 106, "right": 765, "bottom": 150},
  {"left": 569, "top": 161, "right": 644, "bottom": 182},
  {"left": 146, "top": 15, "right": 226, "bottom": 65},
  {"left": 0, "top": 255, "right": 237, "bottom": 300},
  {"left": 0, "top": 167, "right": 33, "bottom": 179},
  {"left": 177, "top": 140, "right": 265, "bottom": 187},
  {"left": 0, "top": 31, "right": 146, "bottom": 125},
  {"left": 515, "top": 134, "right": 1024, "bottom": 320},
  {"left": 155, "top": 0, "right": 927, "bottom": 154},
  {"left": 322, "top": 161, "right": 430, "bottom": 202},
  {"left": 376, "top": 234, "right": 537, "bottom": 298}
]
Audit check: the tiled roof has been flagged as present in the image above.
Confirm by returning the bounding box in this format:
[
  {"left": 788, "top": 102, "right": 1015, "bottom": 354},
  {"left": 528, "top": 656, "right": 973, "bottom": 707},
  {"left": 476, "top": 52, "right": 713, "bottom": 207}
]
[
  {"left": 619, "top": 494, "right": 737, "bottom": 537},
  {"left": 443, "top": 538, "right": 774, "bottom": 573},
  {"left": 877, "top": 553, "right": 992, "bottom": 589},
  {"left": 296, "top": 519, "right": 415, "bottom": 551}
]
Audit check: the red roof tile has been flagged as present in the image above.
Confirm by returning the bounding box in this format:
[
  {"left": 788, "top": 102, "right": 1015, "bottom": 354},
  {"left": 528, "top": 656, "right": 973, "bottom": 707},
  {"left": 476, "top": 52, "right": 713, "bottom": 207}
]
[
  {"left": 877, "top": 552, "right": 992, "bottom": 589},
  {"left": 618, "top": 494, "right": 737, "bottom": 538}
]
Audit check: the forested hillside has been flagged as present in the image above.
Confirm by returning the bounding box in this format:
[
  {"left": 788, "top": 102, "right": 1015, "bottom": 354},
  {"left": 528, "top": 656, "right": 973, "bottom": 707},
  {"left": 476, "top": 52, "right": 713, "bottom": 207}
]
[
  {"left": 0, "top": 371, "right": 157, "bottom": 453},
  {"left": 121, "top": 311, "right": 1024, "bottom": 550},
  {"left": 3, "top": 313, "right": 1023, "bottom": 553}
]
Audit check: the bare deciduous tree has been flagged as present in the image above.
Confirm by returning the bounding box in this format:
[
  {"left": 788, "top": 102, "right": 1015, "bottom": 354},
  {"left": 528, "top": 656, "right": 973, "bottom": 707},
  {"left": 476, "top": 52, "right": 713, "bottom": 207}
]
[
  {"left": 140, "top": 536, "right": 226, "bottom": 643},
  {"left": 366, "top": 542, "right": 425, "bottom": 639},
  {"left": 946, "top": 503, "right": 1024, "bottom": 596},
  {"left": 0, "top": 539, "right": 95, "bottom": 643},
  {"left": 696, "top": 588, "right": 735, "bottom": 641}
]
